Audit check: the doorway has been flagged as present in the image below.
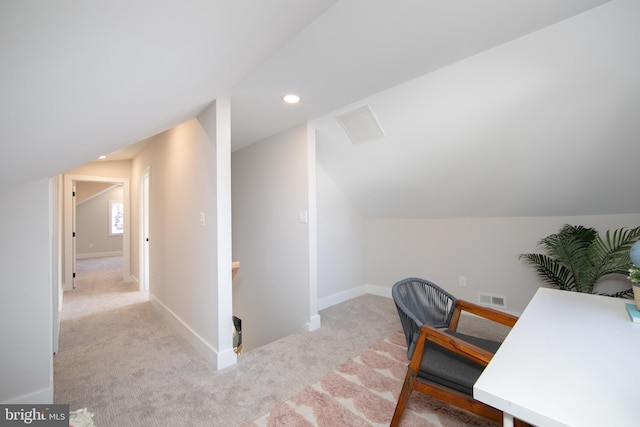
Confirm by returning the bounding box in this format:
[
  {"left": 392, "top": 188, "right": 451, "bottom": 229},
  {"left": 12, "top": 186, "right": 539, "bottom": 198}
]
[{"left": 63, "top": 174, "right": 131, "bottom": 291}]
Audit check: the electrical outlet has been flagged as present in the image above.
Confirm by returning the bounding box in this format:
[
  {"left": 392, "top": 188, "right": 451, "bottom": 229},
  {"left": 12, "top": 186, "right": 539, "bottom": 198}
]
[{"left": 459, "top": 276, "right": 467, "bottom": 287}]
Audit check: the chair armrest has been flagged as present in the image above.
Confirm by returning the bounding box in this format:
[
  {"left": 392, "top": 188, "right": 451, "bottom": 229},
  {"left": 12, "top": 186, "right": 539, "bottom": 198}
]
[
  {"left": 449, "top": 299, "right": 518, "bottom": 331},
  {"left": 408, "top": 324, "right": 493, "bottom": 372}
]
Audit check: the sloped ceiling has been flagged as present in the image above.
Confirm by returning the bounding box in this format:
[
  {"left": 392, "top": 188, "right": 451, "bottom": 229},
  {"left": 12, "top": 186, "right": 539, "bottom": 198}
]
[
  {"left": 314, "top": 0, "right": 640, "bottom": 218},
  {"left": 0, "top": 0, "right": 338, "bottom": 192},
  {"left": 2, "top": 0, "right": 638, "bottom": 219}
]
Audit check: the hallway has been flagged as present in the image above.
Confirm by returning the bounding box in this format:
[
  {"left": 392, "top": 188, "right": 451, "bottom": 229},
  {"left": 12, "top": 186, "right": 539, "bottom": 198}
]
[{"left": 53, "top": 257, "right": 401, "bottom": 426}]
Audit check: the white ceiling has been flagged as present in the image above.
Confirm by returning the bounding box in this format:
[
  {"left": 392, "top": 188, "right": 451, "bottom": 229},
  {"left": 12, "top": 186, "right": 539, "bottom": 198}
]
[{"left": 3, "top": 0, "right": 639, "bottom": 218}]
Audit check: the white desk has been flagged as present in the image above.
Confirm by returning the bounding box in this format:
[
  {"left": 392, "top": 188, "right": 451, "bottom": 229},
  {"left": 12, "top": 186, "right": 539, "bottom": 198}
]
[{"left": 474, "top": 287, "right": 640, "bottom": 427}]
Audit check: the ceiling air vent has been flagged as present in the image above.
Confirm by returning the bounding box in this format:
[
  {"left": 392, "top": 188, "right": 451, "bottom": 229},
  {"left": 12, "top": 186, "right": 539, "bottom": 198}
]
[{"left": 336, "top": 105, "right": 386, "bottom": 144}]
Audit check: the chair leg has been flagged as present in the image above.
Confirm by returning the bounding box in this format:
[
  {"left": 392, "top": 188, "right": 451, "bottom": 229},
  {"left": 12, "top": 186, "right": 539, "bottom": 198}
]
[{"left": 390, "top": 370, "right": 416, "bottom": 427}]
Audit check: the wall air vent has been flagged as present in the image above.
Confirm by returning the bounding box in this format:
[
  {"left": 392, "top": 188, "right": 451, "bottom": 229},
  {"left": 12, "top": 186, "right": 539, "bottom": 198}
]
[
  {"left": 478, "top": 292, "right": 506, "bottom": 309},
  {"left": 335, "top": 105, "right": 386, "bottom": 144}
]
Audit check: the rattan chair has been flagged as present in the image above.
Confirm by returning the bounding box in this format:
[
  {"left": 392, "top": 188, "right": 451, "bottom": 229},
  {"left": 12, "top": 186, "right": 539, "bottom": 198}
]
[{"left": 391, "top": 277, "right": 522, "bottom": 426}]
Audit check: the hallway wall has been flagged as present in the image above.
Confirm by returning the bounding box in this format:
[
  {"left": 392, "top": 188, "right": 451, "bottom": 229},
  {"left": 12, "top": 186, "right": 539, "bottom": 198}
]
[
  {"left": 0, "top": 178, "right": 52, "bottom": 403},
  {"left": 232, "top": 124, "right": 313, "bottom": 351},
  {"left": 131, "top": 105, "right": 234, "bottom": 368},
  {"left": 75, "top": 184, "right": 124, "bottom": 258}
]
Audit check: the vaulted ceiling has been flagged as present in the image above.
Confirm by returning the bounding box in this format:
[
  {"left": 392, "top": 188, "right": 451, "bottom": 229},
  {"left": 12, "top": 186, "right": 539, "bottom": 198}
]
[{"left": 3, "top": 0, "right": 638, "bottom": 218}]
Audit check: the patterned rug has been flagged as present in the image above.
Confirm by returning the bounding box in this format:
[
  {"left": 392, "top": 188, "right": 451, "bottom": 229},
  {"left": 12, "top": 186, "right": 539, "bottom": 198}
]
[
  {"left": 70, "top": 408, "right": 96, "bottom": 427},
  {"left": 243, "top": 330, "right": 498, "bottom": 427}
]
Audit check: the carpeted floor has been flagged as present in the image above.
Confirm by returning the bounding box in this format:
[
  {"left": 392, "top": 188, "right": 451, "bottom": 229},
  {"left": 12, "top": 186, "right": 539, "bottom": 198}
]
[
  {"left": 54, "top": 256, "right": 509, "bottom": 426},
  {"left": 244, "top": 330, "right": 499, "bottom": 427},
  {"left": 54, "top": 257, "right": 402, "bottom": 426}
]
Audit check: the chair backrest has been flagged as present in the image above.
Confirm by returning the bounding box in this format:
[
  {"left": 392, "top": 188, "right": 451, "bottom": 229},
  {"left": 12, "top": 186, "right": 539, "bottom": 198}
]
[{"left": 392, "top": 278, "right": 457, "bottom": 358}]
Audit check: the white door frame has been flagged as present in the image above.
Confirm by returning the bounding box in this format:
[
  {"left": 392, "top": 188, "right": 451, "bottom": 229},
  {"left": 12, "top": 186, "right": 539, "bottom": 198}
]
[
  {"left": 63, "top": 174, "right": 131, "bottom": 291},
  {"left": 51, "top": 176, "right": 63, "bottom": 354},
  {"left": 139, "top": 167, "right": 150, "bottom": 291}
]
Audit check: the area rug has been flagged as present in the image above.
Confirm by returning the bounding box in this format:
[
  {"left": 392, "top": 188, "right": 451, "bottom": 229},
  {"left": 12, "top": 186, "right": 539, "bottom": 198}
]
[
  {"left": 70, "top": 408, "right": 95, "bottom": 427},
  {"left": 243, "top": 330, "right": 498, "bottom": 427}
]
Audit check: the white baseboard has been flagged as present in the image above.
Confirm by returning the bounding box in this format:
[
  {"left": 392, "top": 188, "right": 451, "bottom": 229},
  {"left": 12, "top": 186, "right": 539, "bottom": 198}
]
[
  {"left": 318, "top": 283, "right": 392, "bottom": 311},
  {"left": 2, "top": 386, "right": 53, "bottom": 404},
  {"left": 216, "top": 347, "right": 238, "bottom": 371},
  {"left": 76, "top": 251, "right": 123, "bottom": 259},
  {"left": 318, "top": 285, "right": 368, "bottom": 310},
  {"left": 305, "top": 314, "right": 322, "bottom": 331},
  {"left": 365, "top": 283, "right": 392, "bottom": 299},
  {"left": 149, "top": 295, "right": 237, "bottom": 371},
  {"left": 318, "top": 284, "right": 522, "bottom": 316}
]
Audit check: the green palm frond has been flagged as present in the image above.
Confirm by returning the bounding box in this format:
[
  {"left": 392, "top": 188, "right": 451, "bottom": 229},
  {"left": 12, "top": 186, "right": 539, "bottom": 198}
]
[
  {"left": 519, "top": 253, "right": 575, "bottom": 291},
  {"left": 520, "top": 224, "right": 640, "bottom": 297},
  {"left": 592, "top": 227, "right": 640, "bottom": 275}
]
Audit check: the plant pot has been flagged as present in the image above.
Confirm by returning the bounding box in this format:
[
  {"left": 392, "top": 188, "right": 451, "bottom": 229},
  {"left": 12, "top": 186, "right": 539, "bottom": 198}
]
[{"left": 634, "top": 285, "right": 640, "bottom": 311}]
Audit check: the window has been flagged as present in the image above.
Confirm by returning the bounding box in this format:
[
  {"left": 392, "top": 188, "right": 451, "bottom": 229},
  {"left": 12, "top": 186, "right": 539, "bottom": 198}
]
[{"left": 109, "top": 200, "right": 124, "bottom": 235}]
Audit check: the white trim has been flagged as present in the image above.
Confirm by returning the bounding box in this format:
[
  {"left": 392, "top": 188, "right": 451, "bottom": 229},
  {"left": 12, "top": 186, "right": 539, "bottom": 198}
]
[
  {"left": 305, "top": 314, "right": 321, "bottom": 331},
  {"left": 76, "top": 251, "right": 123, "bottom": 259},
  {"left": 149, "top": 294, "right": 234, "bottom": 370},
  {"left": 212, "top": 97, "right": 236, "bottom": 369},
  {"left": 2, "top": 387, "right": 53, "bottom": 404},
  {"left": 307, "top": 124, "right": 320, "bottom": 330},
  {"left": 139, "top": 167, "right": 150, "bottom": 292},
  {"left": 366, "top": 283, "right": 392, "bottom": 299},
  {"left": 216, "top": 348, "right": 237, "bottom": 371},
  {"left": 47, "top": 178, "right": 55, "bottom": 396},
  {"left": 319, "top": 283, "right": 521, "bottom": 317},
  {"left": 318, "top": 285, "right": 368, "bottom": 310},
  {"left": 318, "top": 283, "right": 392, "bottom": 311}
]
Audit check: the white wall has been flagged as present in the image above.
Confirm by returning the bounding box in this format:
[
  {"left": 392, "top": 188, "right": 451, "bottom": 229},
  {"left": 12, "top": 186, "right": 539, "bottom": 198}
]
[
  {"left": 314, "top": 168, "right": 640, "bottom": 313},
  {"left": 232, "top": 124, "right": 312, "bottom": 351},
  {"left": 317, "top": 165, "right": 366, "bottom": 309},
  {"left": 131, "top": 106, "right": 235, "bottom": 369},
  {"left": 133, "top": 119, "right": 218, "bottom": 355},
  {"left": 67, "top": 161, "right": 132, "bottom": 181},
  {"left": 76, "top": 184, "right": 123, "bottom": 257},
  {"left": 365, "top": 214, "right": 640, "bottom": 313},
  {"left": 0, "top": 179, "right": 53, "bottom": 403}
]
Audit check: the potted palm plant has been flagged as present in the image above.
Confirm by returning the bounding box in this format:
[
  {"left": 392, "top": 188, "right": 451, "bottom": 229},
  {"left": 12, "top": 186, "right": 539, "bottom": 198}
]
[
  {"left": 520, "top": 224, "right": 640, "bottom": 298},
  {"left": 627, "top": 241, "right": 640, "bottom": 309}
]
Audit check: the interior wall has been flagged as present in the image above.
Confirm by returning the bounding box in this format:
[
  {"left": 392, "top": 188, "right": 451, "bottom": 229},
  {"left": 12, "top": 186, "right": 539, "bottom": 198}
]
[
  {"left": 75, "top": 181, "right": 115, "bottom": 203},
  {"left": 0, "top": 178, "right": 53, "bottom": 403},
  {"left": 131, "top": 114, "right": 233, "bottom": 367},
  {"left": 365, "top": 213, "right": 640, "bottom": 314},
  {"left": 67, "top": 161, "right": 132, "bottom": 181},
  {"left": 316, "top": 165, "right": 366, "bottom": 308},
  {"left": 232, "top": 124, "right": 311, "bottom": 351},
  {"left": 76, "top": 184, "right": 123, "bottom": 257}
]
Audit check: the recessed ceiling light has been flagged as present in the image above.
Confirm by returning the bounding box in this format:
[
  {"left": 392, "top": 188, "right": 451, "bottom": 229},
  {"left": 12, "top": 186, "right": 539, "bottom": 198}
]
[
  {"left": 282, "top": 94, "right": 301, "bottom": 104},
  {"left": 98, "top": 155, "right": 107, "bottom": 160}
]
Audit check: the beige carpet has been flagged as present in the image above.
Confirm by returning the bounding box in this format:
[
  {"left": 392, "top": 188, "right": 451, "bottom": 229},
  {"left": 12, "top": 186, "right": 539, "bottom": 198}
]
[
  {"left": 54, "top": 256, "right": 508, "bottom": 426},
  {"left": 54, "top": 257, "right": 401, "bottom": 426}
]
